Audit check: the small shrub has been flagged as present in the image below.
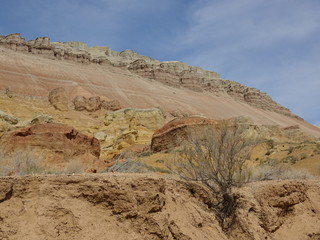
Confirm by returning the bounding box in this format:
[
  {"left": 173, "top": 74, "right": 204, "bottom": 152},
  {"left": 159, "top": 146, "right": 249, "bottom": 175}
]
[
  {"left": 106, "top": 160, "right": 170, "bottom": 174},
  {"left": 0, "top": 150, "right": 44, "bottom": 176},
  {"left": 265, "top": 149, "right": 274, "bottom": 156},
  {"left": 290, "top": 155, "right": 298, "bottom": 164},
  {"left": 266, "top": 139, "right": 275, "bottom": 149},
  {"left": 300, "top": 153, "right": 308, "bottom": 160},
  {"left": 313, "top": 149, "right": 320, "bottom": 155},
  {"left": 139, "top": 151, "right": 152, "bottom": 157},
  {"left": 63, "top": 159, "right": 84, "bottom": 174},
  {"left": 288, "top": 146, "right": 294, "bottom": 154},
  {"left": 250, "top": 162, "right": 312, "bottom": 181},
  {"left": 282, "top": 157, "right": 289, "bottom": 163}
]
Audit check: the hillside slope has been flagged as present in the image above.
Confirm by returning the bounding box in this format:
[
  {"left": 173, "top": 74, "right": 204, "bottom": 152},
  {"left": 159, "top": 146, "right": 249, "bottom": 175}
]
[{"left": 0, "top": 34, "right": 319, "bottom": 137}]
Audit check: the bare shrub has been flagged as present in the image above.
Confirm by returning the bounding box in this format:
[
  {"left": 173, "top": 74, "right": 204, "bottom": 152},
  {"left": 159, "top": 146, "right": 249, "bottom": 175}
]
[
  {"left": 251, "top": 159, "right": 312, "bottom": 181},
  {"left": 0, "top": 150, "right": 44, "bottom": 176},
  {"left": 63, "top": 159, "right": 84, "bottom": 174},
  {"left": 288, "top": 146, "right": 294, "bottom": 154},
  {"left": 168, "top": 119, "right": 257, "bottom": 229}
]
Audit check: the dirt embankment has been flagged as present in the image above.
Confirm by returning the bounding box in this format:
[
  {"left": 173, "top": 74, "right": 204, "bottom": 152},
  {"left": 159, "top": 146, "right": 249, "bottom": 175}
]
[{"left": 0, "top": 174, "right": 319, "bottom": 240}]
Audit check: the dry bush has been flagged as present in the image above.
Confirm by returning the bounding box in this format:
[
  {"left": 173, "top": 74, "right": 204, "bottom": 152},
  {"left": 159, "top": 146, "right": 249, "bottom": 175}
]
[
  {"left": 0, "top": 149, "right": 44, "bottom": 176},
  {"left": 106, "top": 159, "right": 170, "bottom": 174},
  {"left": 250, "top": 159, "right": 312, "bottom": 181},
  {"left": 168, "top": 119, "right": 257, "bottom": 229},
  {"left": 63, "top": 159, "right": 84, "bottom": 174}
]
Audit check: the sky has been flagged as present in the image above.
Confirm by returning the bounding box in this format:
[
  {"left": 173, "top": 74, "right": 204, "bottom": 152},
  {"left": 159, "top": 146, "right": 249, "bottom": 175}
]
[{"left": 0, "top": 0, "right": 319, "bottom": 125}]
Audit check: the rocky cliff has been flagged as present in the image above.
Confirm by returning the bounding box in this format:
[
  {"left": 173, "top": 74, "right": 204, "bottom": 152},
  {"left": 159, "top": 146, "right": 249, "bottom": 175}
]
[{"left": 0, "top": 33, "right": 297, "bottom": 119}]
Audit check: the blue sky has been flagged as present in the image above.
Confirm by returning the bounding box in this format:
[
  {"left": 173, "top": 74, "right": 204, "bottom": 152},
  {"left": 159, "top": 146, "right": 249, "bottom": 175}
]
[{"left": 1, "top": 0, "right": 319, "bottom": 126}]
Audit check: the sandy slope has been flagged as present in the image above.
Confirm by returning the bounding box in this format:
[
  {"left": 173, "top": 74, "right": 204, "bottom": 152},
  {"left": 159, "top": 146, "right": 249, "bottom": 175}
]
[
  {"left": 0, "top": 173, "right": 319, "bottom": 240},
  {"left": 0, "top": 46, "right": 319, "bottom": 137}
]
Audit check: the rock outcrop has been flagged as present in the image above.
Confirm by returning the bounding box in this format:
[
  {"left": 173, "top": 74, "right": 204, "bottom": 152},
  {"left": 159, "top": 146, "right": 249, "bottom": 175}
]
[
  {"left": 128, "top": 59, "right": 295, "bottom": 118},
  {"left": 72, "top": 96, "right": 121, "bottom": 112},
  {"left": 73, "top": 96, "right": 101, "bottom": 112},
  {"left": 0, "top": 123, "right": 100, "bottom": 173},
  {"left": 2, "top": 123, "right": 100, "bottom": 157},
  {"left": 104, "top": 108, "right": 166, "bottom": 150},
  {"left": 30, "top": 114, "right": 54, "bottom": 125},
  {"left": 151, "top": 117, "right": 217, "bottom": 152},
  {"left": 0, "top": 33, "right": 54, "bottom": 57},
  {"left": 48, "top": 87, "right": 69, "bottom": 111},
  {"left": 151, "top": 116, "right": 314, "bottom": 152}
]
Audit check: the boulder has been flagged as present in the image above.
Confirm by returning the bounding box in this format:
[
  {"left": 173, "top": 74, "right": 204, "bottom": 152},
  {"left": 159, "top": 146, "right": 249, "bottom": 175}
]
[
  {"left": 151, "top": 117, "right": 217, "bottom": 152},
  {"left": 73, "top": 96, "right": 88, "bottom": 111},
  {"left": 72, "top": 96, "right": 102, "bottom": 112},
  {"left": 48, "top": 87, "right": 69, "bottom": 111},
  {"left": 86, "top": 96, "right": 102, "bottom": 112},
  {"left": 101, "top": 100, "right": 122, "bottom": 111}
]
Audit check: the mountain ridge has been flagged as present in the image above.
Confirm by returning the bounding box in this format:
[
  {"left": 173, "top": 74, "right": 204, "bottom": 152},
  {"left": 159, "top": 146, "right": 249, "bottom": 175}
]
[
  {"left": 1, "top": 33, "right": 319, "bottom": 139},
  {"left": 0, "top": 33, "right": 297, "bottom": 119}
]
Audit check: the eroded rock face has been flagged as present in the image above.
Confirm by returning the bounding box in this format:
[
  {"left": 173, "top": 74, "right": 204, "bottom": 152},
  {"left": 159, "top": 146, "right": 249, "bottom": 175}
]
[
  {"left": 231, "top": 180, "right": 320, "bottom": 240},
  {"left": 128, "top": 59, "right": 297, "bottom": 118},
  {"left": 1, "top": 123, "right": 100, "bottom": 162},
  {"left": 0, "top": 33, "right": 299, "bottom": 119},
  {"left": 48, "top": 87, "right": 69, "bottom": 111},
  {"left": 0, "top": 175, "right": 319, "bottom": 240},
  {"left": 0, "top": 34, "right": 54, "bottom": 57},
  {"left": 73, "top": 96, "right": 121, "bottom": 112},
  {"left": 151, "top": 116, "right": 315, "bottom": 153},
  {"left": 0, "top": 174, "right": 228, "bottom": 240},
  {"left": 151, "top": 117, "right": 217, "bottom": 152},
  {"left": 128, "top": 60, "right": 221, "bottom": 91},
  {"left": 104, "top": 108, "right": 166, "bottom": 150}
]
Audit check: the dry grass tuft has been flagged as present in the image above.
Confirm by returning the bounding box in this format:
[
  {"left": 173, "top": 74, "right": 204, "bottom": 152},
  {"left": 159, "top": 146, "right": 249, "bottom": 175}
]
[{"left": 0, "top": 149, "right": 44, "bottom": 176}]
